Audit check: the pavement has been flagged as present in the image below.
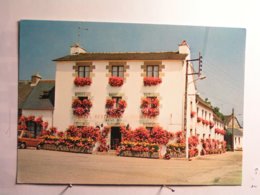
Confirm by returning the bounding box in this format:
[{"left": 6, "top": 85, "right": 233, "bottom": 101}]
[{"left": 17, "top": 149, "right": 242, "bottom": 185}]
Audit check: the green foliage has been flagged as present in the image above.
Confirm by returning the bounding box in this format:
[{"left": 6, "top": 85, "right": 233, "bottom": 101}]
[{"left": 213, "top": 106, "right": 224, "bottom": 121}]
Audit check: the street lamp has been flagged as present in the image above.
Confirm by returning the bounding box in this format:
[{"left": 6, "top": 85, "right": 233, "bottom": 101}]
[{"left": 184, "top": 54, "right": 205, "bottom": 159}]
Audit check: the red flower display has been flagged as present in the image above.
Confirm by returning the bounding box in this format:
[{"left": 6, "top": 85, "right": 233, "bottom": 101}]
[
  {"left": 105, "top": 98, "right": 127, "bottom": 118},
  {"left": 215, "top": 128, "right": 226, "bottom": 135},
  {"left": 141, "top": 97, "right": 160, "bottom": 118},
  {"left": 143, "top": 77, "right": 162, "bottom": 86},
  {"left": 109, "top": 76, "right": 124, "bottom": 87},
  {"left": 188, "top": 135, "right": 199, "bottom": 158},
  {"left": 120, "top": 126, "right": 174, "bottom": 145},
  {"left": 197, "top": 117, "right": 203, "bottom": 123},
  {"left": 190, "top": 111, "right": 196, "bottom": 118},
  {"left": 72, "top": 98, "right": 92, "bottom": 117},
  {"left": 74, "top": 77, "right": 92, "bottom": 87},
  {"left": 97, "top": 126, "right": 110, "bottom": 152},
  {"left": 18, "top": 115, "right": 48, "bottom": 131},
  {"left": 209, "top": 121, "right": 215, "bottom": 128}
]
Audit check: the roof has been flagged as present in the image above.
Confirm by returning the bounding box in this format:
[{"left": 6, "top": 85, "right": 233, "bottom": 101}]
[
  {"left": 224, "top": 115, "right": 242, "bottom": 128},
  {"left": 196, "top": 95, "right": 213, "bottom": 110},
  {"left": 53, "top": 51, "right": 188, "bottom": 62},
  {"left": 18, "top": 81, "right": 34, "bottom": 109},
  {"left": 21, "top": 80, "right": 55, "bottom": 110},
  {"left": 226, "top": 128, "right": 243, "bottom": 136}
]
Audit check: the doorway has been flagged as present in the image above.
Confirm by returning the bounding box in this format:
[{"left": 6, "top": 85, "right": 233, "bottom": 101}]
[{"left": 110, "top": 126, "right": 121, "bottom": 150}]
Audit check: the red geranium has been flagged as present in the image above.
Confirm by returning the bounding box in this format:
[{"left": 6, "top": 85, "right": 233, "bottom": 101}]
[
  {"left": 109, "top": 76, "right": 124, "bottom": 87},
  {"left": 72, "top": 98, "right": 92, "bottom": 117},
  {"left": 141, "top": 97, "right": 160, "bottom": 118},
  {"left": 105, "top": 99, "right": 127, "bottom": 118},
  {"left": 74, "top": 77, "right": 92, "bottom": 87},
  {"left": 197, "top": 117, "right": 203, "bottom": 123},
  {"left": 143, "top": 77, "right": 162, "bottom": 86},
  {"left": 191, "top": 111, "right": 196, "bottom": 118}
]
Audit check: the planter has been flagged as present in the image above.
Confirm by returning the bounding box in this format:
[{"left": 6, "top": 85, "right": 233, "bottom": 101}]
[
  {"left": 42, "top": 144, "right": 93, "bottom": 154},
  {"left": 119, "top": 151, "right": 159, "bottom": 159}
]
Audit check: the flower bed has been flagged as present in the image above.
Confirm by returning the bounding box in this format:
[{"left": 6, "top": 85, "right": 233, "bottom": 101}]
[
  {"left": 109, "top": 76, "right": 124, "bottom": 87},
  {"left": 41, "top": 125, "right": 102, "bottom": 154},
  {"left": 165, "top": 143, "right": 186, "bottom": 158},
  {"left": 72, "top": 98, "right": 92, "bottom": 117},
  {"left": 42, "top": 136, "right": 95, "bottom": 154},
  {"left": 140, "top": 97, "right": 160, "bottom": 118},
  {"left": 119, "top": 126, "right": 174, "bottom": 159},
  {"left": 164, "top": 131, "right": 186, "bottom": 159},
  {"left": 200, "top": 139, "right": 226, "bottom": 155},
  {"left": 105, "top": 98, "right": 127, "bottom": 118},
  {"left": 74, "top": 77, "right": 92, "bottom": 87},
  {"left": 143, "top": 77, "right": 162, "bottom": 86},
  {"left": 117, "top": 141, "right": 160, "bottom": 159}
]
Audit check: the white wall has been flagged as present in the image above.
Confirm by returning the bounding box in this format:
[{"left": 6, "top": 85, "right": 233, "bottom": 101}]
[{"left": 22, "top": 109, "right": 53, "bottom": 128}]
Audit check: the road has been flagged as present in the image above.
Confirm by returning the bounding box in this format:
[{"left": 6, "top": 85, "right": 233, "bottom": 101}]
[{"left": 17, "top": 149, "right": 242, "bottom": 185}]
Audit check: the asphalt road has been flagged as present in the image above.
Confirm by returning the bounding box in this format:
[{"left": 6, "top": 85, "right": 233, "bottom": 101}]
[{"left": 17, "top": 149, "right": 242, "bottom": 185}]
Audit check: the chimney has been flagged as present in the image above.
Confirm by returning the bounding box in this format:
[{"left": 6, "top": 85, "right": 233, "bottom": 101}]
[
  {"left": 179, "top": 40, "right": 190, "bottom": 59},
  {"left": 31, "top": 73, "right": 42, "bottom": 86},
  {"left": 70, "top": 43, "right": 87, "bottom": 55}
]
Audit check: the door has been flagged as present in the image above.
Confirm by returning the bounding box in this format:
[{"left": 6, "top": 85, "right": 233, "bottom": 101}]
[{"left": 110, "top": 126, "right": 121, "bottom": 150}]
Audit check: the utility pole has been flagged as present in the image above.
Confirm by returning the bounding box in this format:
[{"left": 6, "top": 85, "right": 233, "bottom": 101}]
[
  {"left": 232, "top": 108, "right": 235, "bottom": 151},
  {"left": 184, "top": 53, "right": 203, "bottom": 159}
]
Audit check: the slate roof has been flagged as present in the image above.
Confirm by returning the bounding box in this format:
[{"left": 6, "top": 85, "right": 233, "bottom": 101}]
[
  {"left": 18, "top": 81, "right": 34, "bottom": 109},
  {"left": 226, "top": 128, "right": 243, "bottom": 136},
  {"left": 21, "top": 80, "right": 55, "bottom": 110},
  {"left": 53, "top": 51, "right": 188, "bottom": 62}
]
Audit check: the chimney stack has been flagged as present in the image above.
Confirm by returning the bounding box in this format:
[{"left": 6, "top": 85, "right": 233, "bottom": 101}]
[
  {"left": 179, "top": 40, "right": 190, "bottom": 59},
  {"left": 31, "top": 73, "right": 42, "bottom": 86},
  {"left": 70, "top": 43, "right": 87, "bottom": 55}
]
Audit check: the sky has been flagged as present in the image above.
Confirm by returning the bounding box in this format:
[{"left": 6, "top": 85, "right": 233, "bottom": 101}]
[{"left": 19, "top": 20, "right": 246, "bottom": 125}]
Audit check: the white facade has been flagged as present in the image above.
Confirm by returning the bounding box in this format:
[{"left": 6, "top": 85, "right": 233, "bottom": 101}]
[
  {"left": 196, "top": 100, "right": 224, "bottom": 142},
  {"left": 53, "top": 43, "right": 196, "bottom": 138}
]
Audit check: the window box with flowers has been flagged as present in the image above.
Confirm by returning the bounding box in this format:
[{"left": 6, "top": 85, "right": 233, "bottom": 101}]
[
  {"left": 190, "top": 111, "right": 196, "bottom": 118},
  {"left": 74, "top": 77, "right": 92, "bottom": 87},
  {"left": 209, "top": 121, "right": 215, "bottom": 128},
  {"left": 197, "top": 117, "right": 203, "bottom": 123},
  {"left": 141, "top": 97, "right": 160, "bottom": 118},
  {"left": 72, "top": 98, "right": 92, "bottom": 117},
  {"left": 105, "top": 98, "right": 127, "bottom": 118},
  {"left": 143, "top": 77, "right": 162, "bottom": 86},
  {"left": 108, "top": 76, "right": 124, "bottom": 87}
]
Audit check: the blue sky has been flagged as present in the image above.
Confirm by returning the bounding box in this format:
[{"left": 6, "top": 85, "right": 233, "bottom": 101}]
[{"left": 19, "top": 20, "right": 246, "bottom": 124}]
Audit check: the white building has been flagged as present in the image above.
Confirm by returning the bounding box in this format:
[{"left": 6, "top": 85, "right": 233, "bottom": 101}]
[{"left": 52, "top": 41, "right": 199, "bottom": 149}]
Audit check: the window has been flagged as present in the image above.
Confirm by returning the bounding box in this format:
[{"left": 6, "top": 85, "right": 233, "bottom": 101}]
[
  {"left": 78, "top": 66, "right": 90, "bottom": 78},
  {"left": 202, "top": 110, "right": 204, "bottom": 118},
  {"left": 78, "top": 96, "right": 88, "bottom": 101},
  {"left": 197, "top": 107, "right": 199, "bottom": 115},
  {"left": 112, "top": 96, "right": 122, "bottom": 108},
  {"left": 205, "top": 111, "right": 207, "bottom": 119},
  {"left": 146, "top": 127, "right": 153, "bottom": 133},
  {"left": 26, "top": 121, "right": 42, "bottom": 138},
  {"left": 146, "top": 65, "right": 159, "bottom": 77},
  {"left": 112, "top": 65, "right": 124, "bottom": 77}
]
